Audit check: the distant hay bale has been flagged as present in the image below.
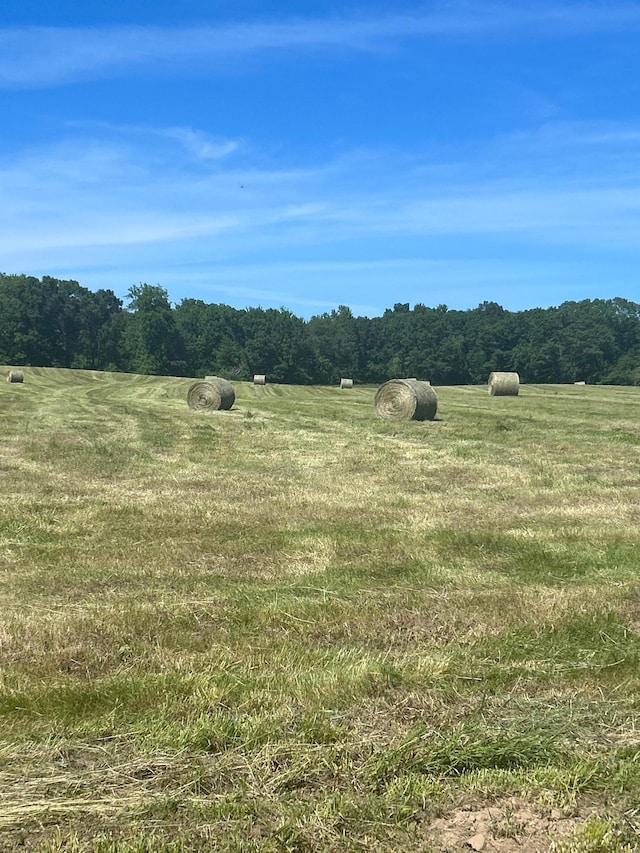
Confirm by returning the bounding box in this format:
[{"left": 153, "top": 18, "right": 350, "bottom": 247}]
[
  {"left": 7, "top": 370, "right": 24, "bottom": 383},
  {"left": 340, "top": 378, "right": 354, "bottom": 389},
  {"left": 574, "top": 381, "right": 586, "bottom": 386},
  {"left": 374, "top": 378, "right": 438, "bottom": 421},
  {"left": 187, "top": 378, "right": 235, "bottom": 411},
  {"left": 253, "top": 374, "right": 266, "bottom": 386},
  {"left": 488, "top": 371, "right": 519, "bottom": 396}
]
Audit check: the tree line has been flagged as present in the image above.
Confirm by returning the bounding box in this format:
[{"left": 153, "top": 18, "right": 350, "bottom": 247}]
[{"left": 1, "top": 273, "right": 639, "bottom": 386}]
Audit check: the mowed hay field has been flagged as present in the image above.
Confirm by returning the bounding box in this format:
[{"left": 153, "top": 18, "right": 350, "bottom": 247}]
[{"left": 1, "top": 368, "right": 639, "bottom": 853}]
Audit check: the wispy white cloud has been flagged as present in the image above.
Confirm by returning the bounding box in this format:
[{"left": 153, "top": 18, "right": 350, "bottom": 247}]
[
  {"left": 161, "top": 129, "right": 239, "bottom": 161},
  {"left": 175, "top": 256, "right": 622, "bottom": 314},
  {"left": 2, "top": 3, "right": 640, "bottom": 87},
  {"left": 3, "top": 120, "right": 640, "bottom": 253},
  {"left": 502, "top": 120, "right": 640, "bottom": 148},
  {"left": 63, "top": 121, "right": 242, "bottom": 163},
  {"left": 2, "top": 118, "right": 640, "bottom": 313}
]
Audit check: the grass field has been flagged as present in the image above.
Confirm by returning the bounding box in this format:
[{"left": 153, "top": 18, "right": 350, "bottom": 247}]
[{"left": 0, "top": 367, "right": 639, "bottom": 852}]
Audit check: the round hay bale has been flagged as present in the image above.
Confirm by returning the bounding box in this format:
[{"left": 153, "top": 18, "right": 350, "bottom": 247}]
[
  {"left": 253, "top": 374, "right": 266, "bottom": 386},
  {"left": 187, "top": 378, "right": 235, "bottom": 411},
  {"left": 374, "top": 379, "right": 437, "bottom": 421},
  {"left": 7, "top": 370, "right": 24, "bottom": 383},
  {"left": 339, "top": 378, "right": 354, "bottom": 389},
  {"left": 488, "top": 371, "right": 519, "bottom": 396}
]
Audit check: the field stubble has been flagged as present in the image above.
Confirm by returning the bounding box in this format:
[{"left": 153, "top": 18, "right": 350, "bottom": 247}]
[{"left": 0, "top": 369, "right": 639, "bottom": 852}]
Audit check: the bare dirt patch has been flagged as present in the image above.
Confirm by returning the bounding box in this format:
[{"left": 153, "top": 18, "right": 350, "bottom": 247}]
[{"left": 424, "top": 797, "right": 581, "bottom": 852}]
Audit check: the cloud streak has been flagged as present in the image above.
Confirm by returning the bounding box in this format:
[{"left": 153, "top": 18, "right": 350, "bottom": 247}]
[
  {"left": 3, "top": 121, "right": 640, "bottom": 256},
  {"left": 2, "top": 3, "right": 640, "bottom": 87},
  {"left": 2, "top": 117, "right": 640, "bottom": 314}
]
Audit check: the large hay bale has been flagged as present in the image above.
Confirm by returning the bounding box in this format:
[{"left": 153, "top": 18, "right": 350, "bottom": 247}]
[
  {"left": 187, "top": 378, "right": 235, "bottom": 411},
  {"left": 7, "top": 370, "right": 24, "bottom": 383},
  {"left": 340, "top": 378, "right": 354, "bottom": 389},
  {"left": 374, "top": 379, "right": 437, "bottom": 421},
  {"left": 253, "top": 374, "right": 266, "bottom": 386},
  {"left": 488, "top": 371, "right": 519, "bottom": 396},
  {"left": 574, "top": 381, "right": 586, "bottom": 386}
]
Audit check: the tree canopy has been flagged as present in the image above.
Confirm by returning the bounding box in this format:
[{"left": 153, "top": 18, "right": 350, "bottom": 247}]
[{"left": 1, "top": 272, "right": 639, "bottom": 385}]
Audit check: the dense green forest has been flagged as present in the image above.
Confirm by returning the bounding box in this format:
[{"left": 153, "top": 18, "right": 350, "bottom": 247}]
[{"left": 1, "top": 272, "right": 639, "bottom": 385}]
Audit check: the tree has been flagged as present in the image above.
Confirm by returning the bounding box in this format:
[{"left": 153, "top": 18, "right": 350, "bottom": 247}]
[
  {"left": 74, "top": 289, "right": 123, "bottom": 369},
  {"left": 2, "top": 272, "right": 639, "bottom": 386},
  {"left": 124, "top": 284, "right": 187, "bottom": 375},
  {"left": 0, "top": 273, "right": 97, "bottom": 368},
  {"left": 307, "top": 306, "right": 361, "bottom": 384}
]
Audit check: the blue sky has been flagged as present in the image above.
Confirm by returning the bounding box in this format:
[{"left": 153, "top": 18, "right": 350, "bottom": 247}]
[{"left": 2, "top": 1, "right": 640, "bottom": 317}]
